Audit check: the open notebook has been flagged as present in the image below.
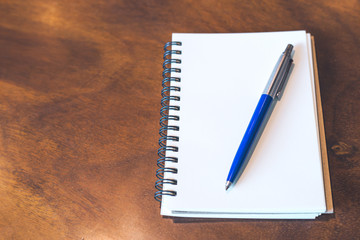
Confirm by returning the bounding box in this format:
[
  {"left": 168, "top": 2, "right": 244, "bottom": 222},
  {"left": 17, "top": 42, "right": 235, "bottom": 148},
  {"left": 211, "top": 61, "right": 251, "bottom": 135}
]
[{"left": 155, "top": 31, "right": 333, "bottom": 219}]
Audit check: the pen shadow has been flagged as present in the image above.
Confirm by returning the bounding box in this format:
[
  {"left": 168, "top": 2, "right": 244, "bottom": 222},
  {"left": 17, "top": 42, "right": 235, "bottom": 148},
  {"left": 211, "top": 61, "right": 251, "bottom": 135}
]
[{"left": 230, "top": 63, "right": 295, "bottom": 188}]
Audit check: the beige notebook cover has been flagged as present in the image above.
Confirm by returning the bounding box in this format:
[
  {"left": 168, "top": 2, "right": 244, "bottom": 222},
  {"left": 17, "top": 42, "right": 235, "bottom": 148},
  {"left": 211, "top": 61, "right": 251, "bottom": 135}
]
[{"left": 311, "top": 36, "right": 334, "bottom": 214}]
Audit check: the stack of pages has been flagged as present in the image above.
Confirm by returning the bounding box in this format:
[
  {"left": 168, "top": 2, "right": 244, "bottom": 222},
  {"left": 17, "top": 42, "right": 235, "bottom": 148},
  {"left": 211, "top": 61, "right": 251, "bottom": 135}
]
[{"left": 157, "top": 31, "right": 333, "bottom": 219}]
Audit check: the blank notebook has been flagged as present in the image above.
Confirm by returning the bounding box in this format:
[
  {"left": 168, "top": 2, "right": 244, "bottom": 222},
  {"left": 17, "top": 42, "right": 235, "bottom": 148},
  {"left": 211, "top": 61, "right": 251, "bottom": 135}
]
[{"left": 155, "top": 31, "right": 333, "bottom": 219}]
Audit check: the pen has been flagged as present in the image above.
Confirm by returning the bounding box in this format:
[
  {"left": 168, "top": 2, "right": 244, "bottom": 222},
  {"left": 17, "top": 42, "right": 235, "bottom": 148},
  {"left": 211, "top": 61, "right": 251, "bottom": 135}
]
[{"left": 225, "top": 44, "right": 294, "bottom": 190}]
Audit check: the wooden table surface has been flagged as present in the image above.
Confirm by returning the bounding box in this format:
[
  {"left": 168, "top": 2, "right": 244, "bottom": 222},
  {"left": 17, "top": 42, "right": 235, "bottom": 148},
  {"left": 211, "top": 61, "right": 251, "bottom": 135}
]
[{"left": 0, "top": 1, "right": 359, "bottom": 239}]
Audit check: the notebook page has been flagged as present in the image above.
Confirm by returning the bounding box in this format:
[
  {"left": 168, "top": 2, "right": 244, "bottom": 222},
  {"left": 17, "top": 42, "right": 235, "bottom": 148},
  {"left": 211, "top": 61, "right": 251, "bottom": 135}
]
[{"left": 161, "top": 31, "right": 326, "bottom": 216}]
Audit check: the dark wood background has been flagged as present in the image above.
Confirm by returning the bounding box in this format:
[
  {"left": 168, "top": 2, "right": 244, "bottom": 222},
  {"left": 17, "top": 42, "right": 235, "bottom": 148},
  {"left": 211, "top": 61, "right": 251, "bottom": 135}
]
[{"left": 0, "top": 0, "right": 359, "bottom": 239}]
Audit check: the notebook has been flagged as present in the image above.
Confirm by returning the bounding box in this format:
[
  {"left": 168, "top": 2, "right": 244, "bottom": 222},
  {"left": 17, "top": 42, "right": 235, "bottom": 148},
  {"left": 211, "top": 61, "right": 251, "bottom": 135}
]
[{"left": 155, "top": 31, "right": 333, "bottom": 219}]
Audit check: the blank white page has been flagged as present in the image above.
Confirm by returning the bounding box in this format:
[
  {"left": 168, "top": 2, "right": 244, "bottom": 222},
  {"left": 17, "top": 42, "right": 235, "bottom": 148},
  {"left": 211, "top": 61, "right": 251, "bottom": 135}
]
[{"left": 161, "top": 31, "right": 326, "bottom": 216}]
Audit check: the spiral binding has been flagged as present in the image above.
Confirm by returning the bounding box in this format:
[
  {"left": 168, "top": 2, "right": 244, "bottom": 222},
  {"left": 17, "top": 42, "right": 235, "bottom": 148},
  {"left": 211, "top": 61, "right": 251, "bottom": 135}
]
[{"left": 154, "top": 41, "right": 182, "bottom": 202}]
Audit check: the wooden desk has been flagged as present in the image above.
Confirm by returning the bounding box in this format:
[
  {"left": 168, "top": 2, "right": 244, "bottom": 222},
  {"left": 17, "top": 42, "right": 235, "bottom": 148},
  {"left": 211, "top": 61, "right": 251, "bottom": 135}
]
[{"left": 0, "top": 1, "right": 359, "bottom": 239}]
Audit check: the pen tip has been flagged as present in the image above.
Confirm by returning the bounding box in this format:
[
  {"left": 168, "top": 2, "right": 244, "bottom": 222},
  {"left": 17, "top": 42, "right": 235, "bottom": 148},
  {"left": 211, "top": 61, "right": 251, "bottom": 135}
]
[{"left": 225, "top": 181, "right": 232, "bottom": 191}]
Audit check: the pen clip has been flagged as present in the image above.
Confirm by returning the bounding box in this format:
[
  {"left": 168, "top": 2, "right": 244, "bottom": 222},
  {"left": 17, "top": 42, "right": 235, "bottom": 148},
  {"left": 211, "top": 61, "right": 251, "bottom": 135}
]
[{"left": 276, "top": 58, "right": 293, "bottom": 99}]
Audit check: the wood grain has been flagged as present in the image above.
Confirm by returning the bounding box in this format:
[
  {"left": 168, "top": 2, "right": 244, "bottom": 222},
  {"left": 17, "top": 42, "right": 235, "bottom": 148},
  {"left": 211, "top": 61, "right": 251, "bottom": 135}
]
[{"left": 0, "top": 0, "right": 359, "bottom": 239}]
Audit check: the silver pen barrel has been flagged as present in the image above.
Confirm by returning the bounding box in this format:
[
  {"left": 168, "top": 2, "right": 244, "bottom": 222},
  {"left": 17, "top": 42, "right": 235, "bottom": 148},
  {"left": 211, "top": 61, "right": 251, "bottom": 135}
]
[{"left": 264, "top": 44, "right": 294, "bottom": 99}]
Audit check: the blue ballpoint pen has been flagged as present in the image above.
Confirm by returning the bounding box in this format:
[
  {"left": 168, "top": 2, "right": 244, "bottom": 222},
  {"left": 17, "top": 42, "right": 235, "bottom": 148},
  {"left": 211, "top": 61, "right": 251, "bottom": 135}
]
[{"left": 225, "top": 44, "right": 294, "bottom": 190}]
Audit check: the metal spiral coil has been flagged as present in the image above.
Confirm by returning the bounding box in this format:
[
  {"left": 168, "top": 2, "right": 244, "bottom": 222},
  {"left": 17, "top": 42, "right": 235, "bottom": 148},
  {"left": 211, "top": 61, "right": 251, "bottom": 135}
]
[{"left": 155, "top": 41, "right": 182, "bottom": 202}]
